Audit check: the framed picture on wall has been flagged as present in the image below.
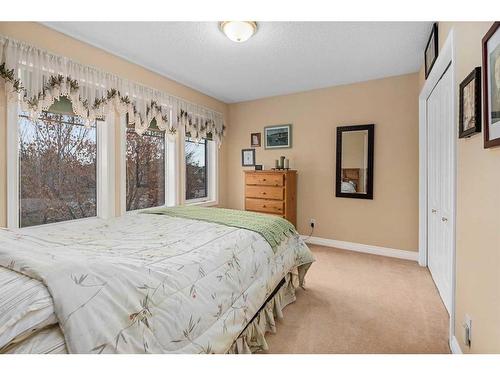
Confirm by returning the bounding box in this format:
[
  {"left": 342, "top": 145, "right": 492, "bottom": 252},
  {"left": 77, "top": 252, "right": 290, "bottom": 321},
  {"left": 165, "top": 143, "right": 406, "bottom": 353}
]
[
  {"left": 241, "top": 149, "right": 256, "bottom": 166},
  {"left": 250, "top": 132, "right": 261, "bottom": 147},
  {"left": 482, "top": 22, "right": 500, "bottom": 148},
  {"left": 459, "top": 67, "right": 482, "bottom": 138},
  {"left": 424, "top": 23, "right": 439, "bottom": 79},
  {"left": 264, "top": 124, "right": 292, "bottom": 149}
]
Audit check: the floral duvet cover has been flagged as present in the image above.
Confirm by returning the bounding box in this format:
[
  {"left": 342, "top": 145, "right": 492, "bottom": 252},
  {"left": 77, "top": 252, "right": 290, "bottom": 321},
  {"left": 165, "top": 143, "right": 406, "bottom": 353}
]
[{"left": 0, "top": 213, "right": 313, "bottom": 353}]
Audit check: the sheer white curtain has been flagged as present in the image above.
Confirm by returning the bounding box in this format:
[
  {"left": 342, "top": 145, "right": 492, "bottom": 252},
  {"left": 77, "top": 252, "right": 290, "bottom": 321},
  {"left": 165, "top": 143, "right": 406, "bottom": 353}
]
[{"left": 0, "top": 35, "right": 225, "bottom": 144}]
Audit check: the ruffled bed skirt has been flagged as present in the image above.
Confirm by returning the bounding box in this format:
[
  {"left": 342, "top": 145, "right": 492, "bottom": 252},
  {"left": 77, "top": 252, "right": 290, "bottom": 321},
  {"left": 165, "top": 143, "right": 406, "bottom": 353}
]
[
  {"left": 227, "top": 263, "right": 311, "bottom": 354},
  {"left": 3, "top": 263, "right": 312, "bottom": 354}
]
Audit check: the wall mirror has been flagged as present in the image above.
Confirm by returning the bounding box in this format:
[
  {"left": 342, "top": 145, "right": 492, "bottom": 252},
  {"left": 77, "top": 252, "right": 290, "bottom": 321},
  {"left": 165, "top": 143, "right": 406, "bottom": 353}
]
[{"left": 335, "top": 124, "right": 374, "bottom": 199}]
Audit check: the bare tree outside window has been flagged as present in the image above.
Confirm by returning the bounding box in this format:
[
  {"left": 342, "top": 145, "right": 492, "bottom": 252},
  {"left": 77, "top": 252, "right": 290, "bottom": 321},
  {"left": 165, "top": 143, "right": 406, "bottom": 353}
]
[
  {"left": 19, "top": 111, "right": 97, "bottom": 227},
  {"left": 185, "top": 138, "right": 208, "bottom": 200},
  {"left": 126, "top": 128, "right": 165, "bottom": 211}
]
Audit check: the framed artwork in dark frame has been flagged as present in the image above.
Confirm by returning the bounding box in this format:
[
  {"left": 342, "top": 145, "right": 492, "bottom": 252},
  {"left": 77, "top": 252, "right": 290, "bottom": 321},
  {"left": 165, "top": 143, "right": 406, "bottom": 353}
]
[
  {"left": 482, "top": 21, "right": 500, "bottom": 148},
  {"left": 425, "top": 23, "right": 439, "bottom": 79},
  {"left": 241, "top": 148, "right": 256, "bottom": 167},
  {"left": 335, "top": 124, "right": 374, "bottom": 200},
  {"left": 459, "top": 67, "right": 482, "bottom": 138},
  {"left": 250, "top": 132, "right": 261, "bottom": 147}
]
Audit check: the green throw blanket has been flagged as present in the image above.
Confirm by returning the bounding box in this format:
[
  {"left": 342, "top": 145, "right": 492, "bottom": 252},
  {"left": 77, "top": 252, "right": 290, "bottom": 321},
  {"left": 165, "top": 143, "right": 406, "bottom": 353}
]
[{"left": 144, "top": 206, "right": 297, "bottom": 252}]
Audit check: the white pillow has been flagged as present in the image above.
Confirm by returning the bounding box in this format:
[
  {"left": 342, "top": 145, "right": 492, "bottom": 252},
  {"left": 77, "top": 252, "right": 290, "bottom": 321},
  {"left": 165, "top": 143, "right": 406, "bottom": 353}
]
[{"left": 341, "top": 181, "right": 356, "bottom": 193}]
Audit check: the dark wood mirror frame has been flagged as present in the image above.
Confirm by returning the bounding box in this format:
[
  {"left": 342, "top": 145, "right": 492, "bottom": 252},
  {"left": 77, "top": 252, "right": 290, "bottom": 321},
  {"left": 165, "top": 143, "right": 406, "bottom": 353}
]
[{"left": 335, "top": 124, "right": 374, "bottom": 200}]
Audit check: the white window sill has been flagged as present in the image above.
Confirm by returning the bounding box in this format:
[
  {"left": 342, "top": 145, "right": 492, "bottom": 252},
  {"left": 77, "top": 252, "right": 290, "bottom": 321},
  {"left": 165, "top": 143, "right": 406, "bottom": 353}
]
[
  {"left": 125, "top": 204, "right": 174, "bottom": 215},
  {"left": 13, "top": 216, "right": 104, "bottom": 231},
  {"left": 185, "top": 199, "right": 218, "bottom": 207}
]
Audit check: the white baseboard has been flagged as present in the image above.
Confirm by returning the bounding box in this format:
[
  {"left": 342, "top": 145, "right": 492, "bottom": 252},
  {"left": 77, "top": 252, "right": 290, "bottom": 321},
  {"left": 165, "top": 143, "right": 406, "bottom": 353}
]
[
  {"left": 300, "top": 235, "right": 418, "bottom": 262},
  {"left": 450, "top": 335, "right": 463, "bottom": 354}
]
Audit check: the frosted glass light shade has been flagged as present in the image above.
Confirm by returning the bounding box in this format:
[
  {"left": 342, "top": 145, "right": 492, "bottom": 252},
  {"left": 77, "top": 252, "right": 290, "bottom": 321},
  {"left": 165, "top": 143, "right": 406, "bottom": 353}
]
[{"left": 220, "top": 21, "right": 257, "bottom": 43}]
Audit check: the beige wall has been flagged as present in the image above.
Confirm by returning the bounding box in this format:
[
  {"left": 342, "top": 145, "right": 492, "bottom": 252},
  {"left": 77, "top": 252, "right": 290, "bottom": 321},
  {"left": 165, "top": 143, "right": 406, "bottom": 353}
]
[
  {"left": 226, "top": 73, "right": 419, "bottom": 251},
  {"left": 420, "top": 22, "right": 500, "bottom": 353},
  {"left": 0, "top": 22, "right": 229, "bottom": 226}
]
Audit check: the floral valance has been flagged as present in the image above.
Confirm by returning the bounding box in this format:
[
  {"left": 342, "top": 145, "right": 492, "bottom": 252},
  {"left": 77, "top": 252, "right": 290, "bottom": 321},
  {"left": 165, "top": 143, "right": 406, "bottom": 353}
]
[{"left": 0, "top": 35, "right": 226, "bottom": 144}]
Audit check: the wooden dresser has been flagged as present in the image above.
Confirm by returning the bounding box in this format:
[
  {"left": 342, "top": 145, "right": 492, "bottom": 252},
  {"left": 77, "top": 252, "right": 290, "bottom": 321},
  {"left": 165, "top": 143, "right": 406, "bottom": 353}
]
[{"left": 244, "top": 170, "right": 297, "bottom": 227}]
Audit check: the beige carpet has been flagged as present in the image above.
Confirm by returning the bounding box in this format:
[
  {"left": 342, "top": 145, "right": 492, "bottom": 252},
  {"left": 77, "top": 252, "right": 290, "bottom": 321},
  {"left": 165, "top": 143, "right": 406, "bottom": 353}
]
[{"left": 264, "top": 245, "right": 450, "bottom": 354}]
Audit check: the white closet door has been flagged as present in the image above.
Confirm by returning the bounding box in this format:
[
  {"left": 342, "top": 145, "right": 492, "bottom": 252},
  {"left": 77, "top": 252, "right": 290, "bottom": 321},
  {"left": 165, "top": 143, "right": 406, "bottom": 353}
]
[{"left": 426, "top": 66, "right": 453, "bottom": 314}]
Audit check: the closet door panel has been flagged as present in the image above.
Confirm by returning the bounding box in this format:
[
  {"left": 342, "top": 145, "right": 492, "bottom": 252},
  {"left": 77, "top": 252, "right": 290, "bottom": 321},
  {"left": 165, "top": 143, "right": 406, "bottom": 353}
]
[
  {"left": 427, "top": 81, "right": 441, "bottom": 294},
  {"left": 438, "top": 67, "right": 453, "bottom": 311},
  {"left": 426, "top": 66, "right": 453, "bottom": 314}
]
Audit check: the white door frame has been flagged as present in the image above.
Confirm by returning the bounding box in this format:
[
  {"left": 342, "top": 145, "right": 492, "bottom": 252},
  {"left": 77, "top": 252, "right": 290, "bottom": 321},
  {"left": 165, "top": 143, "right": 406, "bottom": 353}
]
[{"left": 418, "top": 28, "right": 457, "bottom": 348}]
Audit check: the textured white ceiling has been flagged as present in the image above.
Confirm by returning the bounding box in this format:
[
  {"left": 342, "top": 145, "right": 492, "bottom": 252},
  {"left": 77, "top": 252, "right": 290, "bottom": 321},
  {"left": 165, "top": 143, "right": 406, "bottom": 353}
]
[{"left": 43, "top": 22, "right": 433, "bottom": 103}]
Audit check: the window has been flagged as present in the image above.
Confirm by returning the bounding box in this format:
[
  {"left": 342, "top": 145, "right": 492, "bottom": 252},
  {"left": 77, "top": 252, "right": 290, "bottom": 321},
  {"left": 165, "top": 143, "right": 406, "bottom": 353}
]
[
  {"left": 18, "top": 99, "right": 98, "bottom": 227},
  {"left": 126, "top": 125, "right": 165, "bottom": 210},
  {"left": 185, "top": 138, "right": 208, "bottom": 201}
]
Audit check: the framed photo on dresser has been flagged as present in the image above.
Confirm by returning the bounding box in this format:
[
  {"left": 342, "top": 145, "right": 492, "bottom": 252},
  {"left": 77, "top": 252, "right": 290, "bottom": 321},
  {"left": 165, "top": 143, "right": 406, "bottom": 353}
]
[{"left": 482, "top": 22, "right": 500, "bottom": 148}]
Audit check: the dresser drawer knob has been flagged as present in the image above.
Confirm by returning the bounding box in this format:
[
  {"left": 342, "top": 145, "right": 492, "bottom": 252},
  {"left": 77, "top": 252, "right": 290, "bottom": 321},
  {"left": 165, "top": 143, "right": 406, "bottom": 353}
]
[
  {"left": 263, "top": 205, "right": 266, "bottom": 208},
  {"left": 262, "top": 192, "right": 266, "bottom": 195},
  {"left": 262, "top": 178, "right": 266, "bottom": 181}
]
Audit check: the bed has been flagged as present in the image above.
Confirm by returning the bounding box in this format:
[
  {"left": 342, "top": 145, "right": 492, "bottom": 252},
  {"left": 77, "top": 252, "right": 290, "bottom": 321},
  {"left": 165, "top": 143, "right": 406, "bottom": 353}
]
[{"left": 0, "top": 208, "right": 314, "bottom": 354}]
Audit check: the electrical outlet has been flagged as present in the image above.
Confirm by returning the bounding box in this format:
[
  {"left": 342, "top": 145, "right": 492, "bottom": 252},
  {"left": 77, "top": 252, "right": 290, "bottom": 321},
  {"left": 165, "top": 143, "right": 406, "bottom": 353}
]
[
  {"left": 309, "top": 219, "right": 316, "bottom": 228},
  {"left": 463, "top": 314, "right": 472, "bottom": 347}
]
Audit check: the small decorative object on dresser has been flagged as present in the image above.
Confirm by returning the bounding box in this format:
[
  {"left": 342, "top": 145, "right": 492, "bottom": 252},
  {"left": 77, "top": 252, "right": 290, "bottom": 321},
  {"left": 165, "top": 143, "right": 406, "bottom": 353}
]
[
  {"left": 279, "top": 156, "right": 285, "bottom": 169},
  {"left": 250, "top": 132, "right": 261, "bottom": 147},
  {"left": 273, "top": 156, "right": 290, "bottom": 170},
  {"left": 425, "top": 23, "right": 439, "bottom": 79},
  {"left": 482, "top": 22, "right": 500, "bottom": 148},
  {"left": 284, "top": 158, "right": 290, "bottom": 169},
  {"left": 459, "top": 67, "right": 482, "bottom": 138},
  {"left": 241, "top": 148, "right": 256, "bottom": 166},
  {"left": 244, "top": 170, "right": 297, "bottom": 227}
]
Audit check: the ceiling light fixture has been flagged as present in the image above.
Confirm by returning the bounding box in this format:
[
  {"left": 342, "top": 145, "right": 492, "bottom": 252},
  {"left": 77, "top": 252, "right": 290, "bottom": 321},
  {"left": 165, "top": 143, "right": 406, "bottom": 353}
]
[{"left": 219, "top": 21, "right": 257, "bottom": 43}]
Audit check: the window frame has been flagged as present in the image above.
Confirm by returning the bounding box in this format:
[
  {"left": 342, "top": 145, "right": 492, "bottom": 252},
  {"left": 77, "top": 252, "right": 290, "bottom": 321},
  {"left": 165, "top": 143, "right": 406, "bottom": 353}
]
[
  {"left": 6, "top": 100, "right": 115, "bottom": 229},
  {"left": 181, "top": 128, "right": 218, "bottom": 207},
  {"left": 6, "top": 101, "right": 221, "bottom": 227},
  {"left": 119, "top": 114, "right": 176, "bottom": 215},
  {"left": 184, "top": 137, "right": 208, "bottom": 203},
  {"left": 120, "top": 115, "right": 219, "bottom": 212}
]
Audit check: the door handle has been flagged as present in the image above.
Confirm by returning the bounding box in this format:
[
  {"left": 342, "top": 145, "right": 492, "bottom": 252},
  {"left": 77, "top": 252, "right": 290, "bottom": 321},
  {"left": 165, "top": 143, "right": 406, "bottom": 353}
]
[
  {"left": 441, "top": 217, "right": 448, "bottom": 222},
  {"left": 431, "top": 208, "right": 437, "bottom": 213}
]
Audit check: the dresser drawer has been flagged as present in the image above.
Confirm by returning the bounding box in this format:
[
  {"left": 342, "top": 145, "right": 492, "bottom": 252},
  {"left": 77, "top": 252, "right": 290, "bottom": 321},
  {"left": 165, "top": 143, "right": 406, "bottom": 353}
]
[
  {"left": 245, "top": 185, "right": 284, "bottom": 200},
  {"left": 245, "top": 173, "right": 284, "bottom": 186},
  {"left": 245, "top": 198, "right": 284, "bottom": 214}
]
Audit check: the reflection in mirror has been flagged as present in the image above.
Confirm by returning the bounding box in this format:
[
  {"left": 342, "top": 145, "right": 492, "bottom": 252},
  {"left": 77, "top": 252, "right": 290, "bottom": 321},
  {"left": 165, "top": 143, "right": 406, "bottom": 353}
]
[
  {"left": 336, "top": 124, "right": 374, "bottom": 199},
  {"left": 341, "top": 130, "right": 369, "bottom": 194}
]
